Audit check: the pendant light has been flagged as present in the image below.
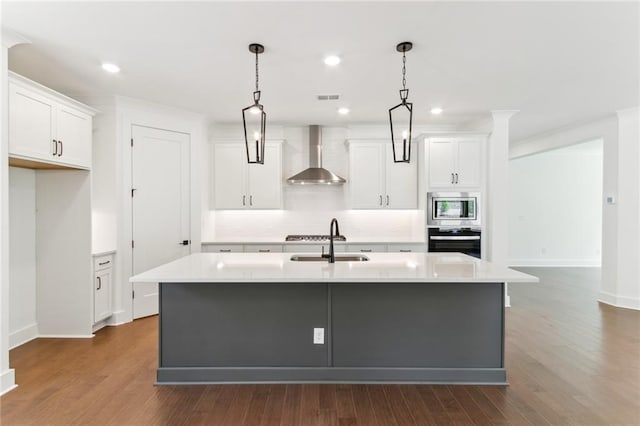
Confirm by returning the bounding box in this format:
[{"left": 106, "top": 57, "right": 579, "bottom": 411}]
[
  {"left": 389, "top": 41, "right": 413, "bottom": 163},
  {"left": 242, "top": 43, "right": 266, "bottom": 164}
]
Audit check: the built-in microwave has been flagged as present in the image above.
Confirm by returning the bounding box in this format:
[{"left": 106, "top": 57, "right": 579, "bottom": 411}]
[{"left": 427, "top": 192, "right": 481, "bottom": 226}]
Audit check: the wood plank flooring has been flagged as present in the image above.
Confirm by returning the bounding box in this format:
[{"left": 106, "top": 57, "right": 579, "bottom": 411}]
[{"left": 2, "top": 267, "right": 639, "bottom": 425}]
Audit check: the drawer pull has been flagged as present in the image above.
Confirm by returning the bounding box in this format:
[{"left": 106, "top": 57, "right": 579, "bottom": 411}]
[
  {"left": 360, "top": 249, "right": 372, "bottom": 252},
  {"left": 220, "top": 249, "right": 232, "bottom": 252},
  {"left": 98, "top": 260, "right": 110, "bottom": 266},
  {"left": 258, "top": 249, "right": 270, "bottom": 253},
  {"left": 399, "top": 249, "right": 411, "bottom": 252}
]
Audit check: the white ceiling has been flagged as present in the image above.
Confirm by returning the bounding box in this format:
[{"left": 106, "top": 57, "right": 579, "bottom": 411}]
[{"left": 2, "top": 1, "right": 638, "bottom": 141}]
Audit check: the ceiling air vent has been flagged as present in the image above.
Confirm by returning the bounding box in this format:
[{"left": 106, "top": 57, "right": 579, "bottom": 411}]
[{"left": 316, "top": 94, "right": 340, "bottom": 101}]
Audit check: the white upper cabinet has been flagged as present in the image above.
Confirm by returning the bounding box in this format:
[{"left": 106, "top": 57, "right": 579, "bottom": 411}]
[
  {"left": 213, "top": 142, "right": 282, "bottom": 209},
  {"left": 348, "top": 141, "right": 417, "bottom": 209},
  {"left": 8, "top": 72, "right": 95, "bottom": 169},
  {"left": 428, "top": 137, "right": 482, "bottom": 189}
]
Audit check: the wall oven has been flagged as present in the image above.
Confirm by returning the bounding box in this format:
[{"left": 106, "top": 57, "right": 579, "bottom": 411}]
[
  {"left": 427, "top": 192, "right": 481, "bottom": 227},
  {"left": 428, "top": 227, "right": 481, "bottom": 259}
]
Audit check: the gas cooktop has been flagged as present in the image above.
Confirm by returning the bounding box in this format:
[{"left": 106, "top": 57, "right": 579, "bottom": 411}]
[{"left": 285, "top": 235, "right": 347, "bottom": 242}]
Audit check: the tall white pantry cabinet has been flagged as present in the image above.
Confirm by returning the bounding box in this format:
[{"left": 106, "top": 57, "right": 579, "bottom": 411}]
[{"left": 7, "top": 72, "right": 107, "bottom": 340}]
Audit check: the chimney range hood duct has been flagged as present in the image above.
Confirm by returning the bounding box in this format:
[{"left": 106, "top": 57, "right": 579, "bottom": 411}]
[{"left": 287, "top": 125, "right": 346, "bottom": 185}]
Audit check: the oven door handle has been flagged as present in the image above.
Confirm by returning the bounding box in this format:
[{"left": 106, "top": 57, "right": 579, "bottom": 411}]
[{"left": 429, "top": 236, "right": 481, "bottom": 241}]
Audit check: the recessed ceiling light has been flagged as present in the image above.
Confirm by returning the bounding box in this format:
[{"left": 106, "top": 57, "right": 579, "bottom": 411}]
[
  {"left": 431, "top": 107, "right": 443, "bottom": 115},
  {"left": 338, "top": 107, "right": 350, "bottom": 115},
  {"left": 101, "top": 63, "right": 120, "bottom": 73},
  {"left": 324, "top": 55, "right": 341, "bottom": 66}
]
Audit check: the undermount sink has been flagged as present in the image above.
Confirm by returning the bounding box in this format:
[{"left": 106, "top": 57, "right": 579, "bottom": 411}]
[{"left": 290, "top": 255, "right": 370, "bottom": 262}]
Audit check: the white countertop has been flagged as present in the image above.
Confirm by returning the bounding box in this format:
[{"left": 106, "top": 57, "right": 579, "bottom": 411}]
[{"left": 130, "top": 252, "right": 538, "bottom": 284}]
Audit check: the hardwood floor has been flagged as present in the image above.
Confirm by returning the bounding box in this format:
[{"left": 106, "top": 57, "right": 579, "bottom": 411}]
[{"left": 2, "top": 267, "right": 639, "bottom": 425}]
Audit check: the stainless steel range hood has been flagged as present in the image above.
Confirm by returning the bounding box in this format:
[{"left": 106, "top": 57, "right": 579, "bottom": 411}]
[{"left": 287, "top": 125, "right": 346, "bottom": 185}]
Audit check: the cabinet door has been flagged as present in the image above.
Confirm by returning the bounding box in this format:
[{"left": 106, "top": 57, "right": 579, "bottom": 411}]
[
  {"left": 428, "top": 139, "right": 457, "bottom": 187},
  {"left": 385, "top": 143, "right": 417, "bottom": 208},
  {"left": 8, "top": 82, "right": 56, "bottom": 162},
  {"left": 456, "top": 139, "right": 481, "bottom": 187},
  {"left": 94, "top": 267, "right": 112, "bottom": 323},
  {"left": 349, "top": 143, "right": 385, "bottom": 209},
  {"left": 247, "top": 143, "right": 282, "bottom": 209},
  {"left": 213, "top": 144, "right": 246, "bottom": 209},
  {"left": 57, "top": 106, "right": 92, "bottom": 169}
]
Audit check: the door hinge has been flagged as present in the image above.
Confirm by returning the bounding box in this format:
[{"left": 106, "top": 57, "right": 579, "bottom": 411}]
[
  {"left": 131, "top": 138, "right": 134, "bottom": 147},
  {"left": 132, "top": 240, "right": 135, "bottom": 249}
]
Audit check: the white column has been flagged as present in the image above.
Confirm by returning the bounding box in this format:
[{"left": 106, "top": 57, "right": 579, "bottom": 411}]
[
  {"left": 599, "top": 108, "right": 640, "bottom": 310},
  {"left": 1, "top": 28, "right": 31, "bottom": 395},
  {"left": 487, "top": 110, "right": 518, "bottom": 307}
]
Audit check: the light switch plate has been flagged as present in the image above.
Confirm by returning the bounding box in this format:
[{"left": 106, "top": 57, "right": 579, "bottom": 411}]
[{"left": 313, "top": 327, "right": 325, "bottom": 344}]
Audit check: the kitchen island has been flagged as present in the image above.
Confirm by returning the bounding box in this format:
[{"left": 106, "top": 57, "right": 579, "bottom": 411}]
[{"left": 130, "top": 252, "right": 537, "bottom": 385}]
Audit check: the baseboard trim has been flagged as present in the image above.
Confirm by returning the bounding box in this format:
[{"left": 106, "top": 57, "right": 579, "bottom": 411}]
[
  {"left": 0, "top": 369, "right": 17, "bottom": 396},
  {"left": 37, "top": 334, "right": 95, "bottom": 339},
  {"left": 509, "top": 259, "right": 601, "bottom": 267},
  {"left": 598, "top": 291, "right": 640, "bottom": 311},
  {"left": 108, "top": 310, "right": 130, "bottom": 326},
  {"left": 9, "top": 323, "right": 38, "bottom": 349}
]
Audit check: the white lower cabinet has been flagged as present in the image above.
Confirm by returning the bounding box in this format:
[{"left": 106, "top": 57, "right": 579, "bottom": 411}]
[
  {"left": 387, "top": 243, "right": 426, "bottom": 252},
  {"left": 93, "top": 254, "right": 113, "bottom": 324},
  {"left": 202, "top": 244, "right": 244, "bottom": 253},
  {"left": 347, "top": 244, "right": 387, "bottom": 253},
  {"left": 244, "top": 244, "right": 283, "bottom": 253}
]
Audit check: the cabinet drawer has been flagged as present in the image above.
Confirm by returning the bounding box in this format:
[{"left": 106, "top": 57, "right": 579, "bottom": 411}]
[
  {"left": 346, "top": 244, "right": 387, "bottom": 253},
  {"left": 244, "top": 244, "right": 283, "bottom": 253},
  {"left": 202, "top": 244, "right": 243, "bottom": 253},
  {"left": 387, "top": 244, "right": 426, "bottom": 253},
  {"left": 94, "top": 254, "right": 113, "bottom": 271}
]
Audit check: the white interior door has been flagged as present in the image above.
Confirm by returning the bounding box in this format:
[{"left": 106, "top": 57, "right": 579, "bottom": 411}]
[{"left": 132, "top": 125, "right": 190, "bottom": 319}]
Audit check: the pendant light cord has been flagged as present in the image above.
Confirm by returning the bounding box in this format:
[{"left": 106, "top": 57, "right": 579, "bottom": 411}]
[
  {"left": 255, "top": 49, "right": 259, "bottom": 93},
  {"left": 401, "top": 50, "right": 407, "bottom": 90}
]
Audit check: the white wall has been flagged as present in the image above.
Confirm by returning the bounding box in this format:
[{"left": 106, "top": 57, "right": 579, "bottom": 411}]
[
  {"left": 90, "top": 101, "right": 117, "bottom": 254},
  {"left": 511, "top": 111, "right": 640, "bottom": 310},
  {"left": 8, "top": 167, "right": 37, "bottom": 347},
  {"left": 206, "top": 125, "right": 425, "bottom": 242},
  {"left": 509, "top": 140, "right": 603, "bottom": 266}
]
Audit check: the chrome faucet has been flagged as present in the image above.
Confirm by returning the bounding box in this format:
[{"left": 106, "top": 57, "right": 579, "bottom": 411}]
[{"left": 328, "top": 218, "right": 340, "bottom": 263}]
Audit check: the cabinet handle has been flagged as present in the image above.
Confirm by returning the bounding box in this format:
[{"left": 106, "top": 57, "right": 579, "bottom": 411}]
[
  {"left": 96, "top": 276, "right": 102, "bottom": 290},
  {"left": 258, "top": 249, "right": 270, "bottom": 253},
  {"left": 360, "top": 249, "right": 372, "bottom": 252},
  {"left": 52, "top": 139, "right": 58, "bottom": 156},
  {"left": 451, "top": 173, "right": 455, "bottom": 184},
  {"left": 58, "top": 140, "right": 63, "bottom": 157},
  {"left": 399, "top": 249, "right": 411, "bottom": 252},
  {"left": 220, "top": 249, "right": 232, "bottom": 252},
  {"left": 379, "top": 195, "right": 383, "bottom": 206},
  {"left": 386, "top": 195, "right": 390, "bottom": 206},
  {"left": 98, "top": 260, "right": 110, "bottom": 266},
  {"left": 455, "top": 173, "right": 459, "bottom": 184},
  {"left": 249, "top": 195, "right": 253, "bottom": 206},
  {"left": 242, "top": 195, "right": 246, "bottom": 206}
]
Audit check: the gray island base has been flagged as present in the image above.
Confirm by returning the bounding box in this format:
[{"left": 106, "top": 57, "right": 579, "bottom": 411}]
[{"left": 158, "top": 281, "right": 505, "bottom": 385}]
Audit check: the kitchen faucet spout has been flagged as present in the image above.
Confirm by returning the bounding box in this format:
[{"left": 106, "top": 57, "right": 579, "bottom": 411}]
[{"left": 328, "top": 218, "right": 340, "bottom": 263}]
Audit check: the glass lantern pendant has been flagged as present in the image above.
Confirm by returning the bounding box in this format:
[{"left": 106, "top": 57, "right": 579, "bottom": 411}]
[
  {"left": 242, "top": 43, "right": 266, "bottom": 164},
  {"left": 389, "top": 41, "right": 413, "bottom": 163}
]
